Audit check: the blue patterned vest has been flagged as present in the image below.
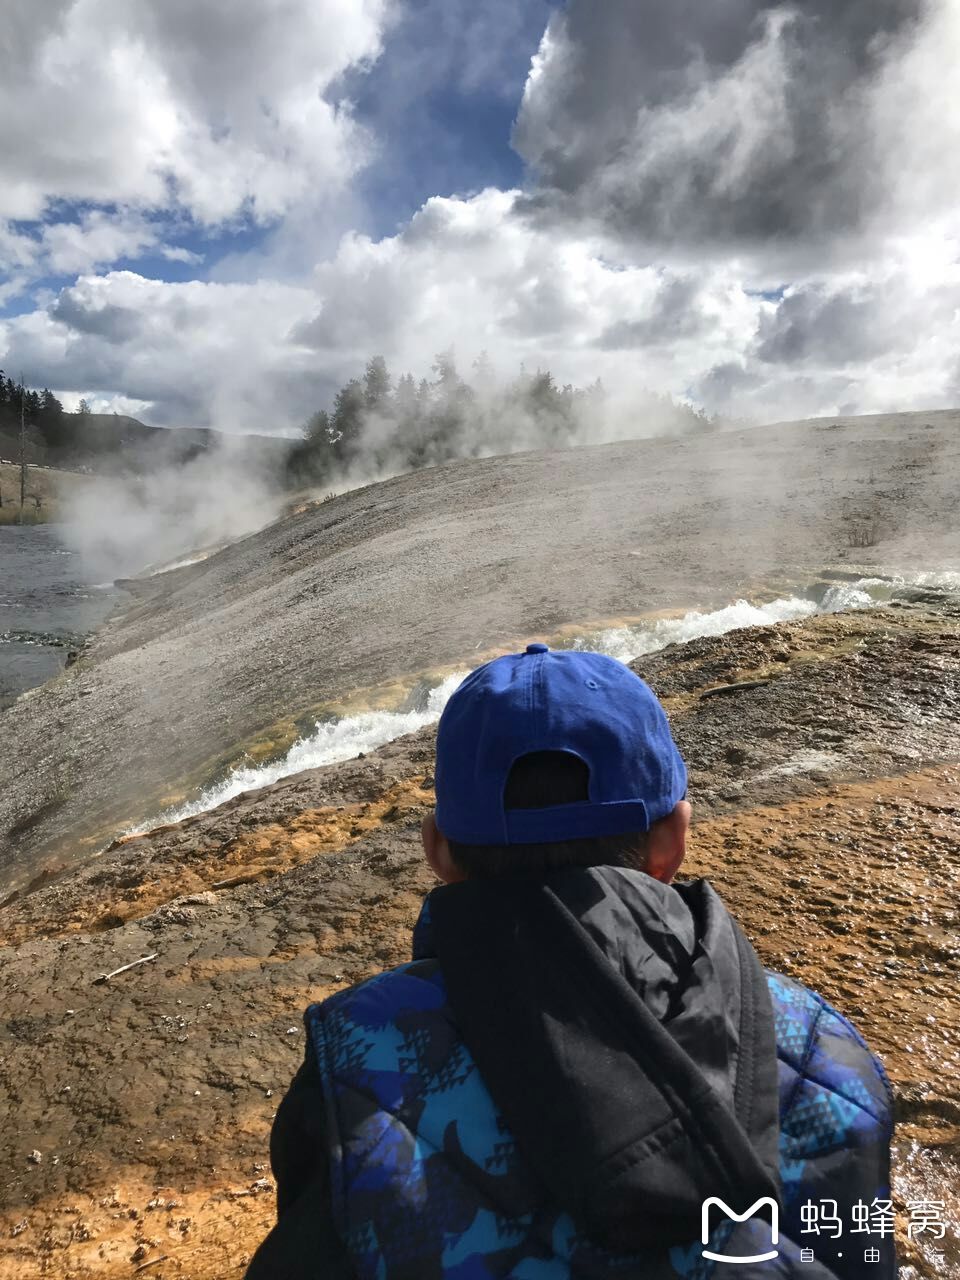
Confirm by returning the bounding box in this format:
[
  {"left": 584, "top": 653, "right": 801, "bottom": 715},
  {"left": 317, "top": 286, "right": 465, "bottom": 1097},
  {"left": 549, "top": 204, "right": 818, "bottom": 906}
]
[{"left": 306, "top": 943, "right": 894, "bottom": 1278}]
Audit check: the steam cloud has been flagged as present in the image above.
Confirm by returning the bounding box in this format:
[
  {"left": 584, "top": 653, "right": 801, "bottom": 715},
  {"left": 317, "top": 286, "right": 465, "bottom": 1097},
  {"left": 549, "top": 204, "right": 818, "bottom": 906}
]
[{"left": 61, "top": 436, "right": 288, "bottom": 581}]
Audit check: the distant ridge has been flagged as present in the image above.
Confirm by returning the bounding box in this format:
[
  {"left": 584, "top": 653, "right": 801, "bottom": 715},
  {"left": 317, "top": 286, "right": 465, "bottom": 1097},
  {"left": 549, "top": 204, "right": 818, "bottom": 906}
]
[{"left": 0, "top": 412, "right": 291, "bottom": 477}]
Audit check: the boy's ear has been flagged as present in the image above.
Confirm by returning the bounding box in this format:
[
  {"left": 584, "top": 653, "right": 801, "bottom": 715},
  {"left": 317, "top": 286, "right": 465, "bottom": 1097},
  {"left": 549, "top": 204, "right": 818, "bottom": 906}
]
[
  {"left": 645, "top": 800, "right": 691, "bottom": 884},
  {"left": 421, "top": 812, "right": 468, "bottom": 884}
]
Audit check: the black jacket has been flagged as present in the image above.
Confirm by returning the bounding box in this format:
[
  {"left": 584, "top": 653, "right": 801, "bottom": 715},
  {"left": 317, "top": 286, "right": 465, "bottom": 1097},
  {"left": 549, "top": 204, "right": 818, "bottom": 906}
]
[
  {"left": 247, "top": 870, "right": 892, "bottom": 1278},
  {"left": 247, "top": 870, "right": 782, "bottom": 1277}
]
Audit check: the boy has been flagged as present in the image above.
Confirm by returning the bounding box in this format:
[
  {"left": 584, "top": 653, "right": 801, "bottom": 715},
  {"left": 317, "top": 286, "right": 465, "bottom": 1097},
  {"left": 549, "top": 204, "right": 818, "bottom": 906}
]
[{"left": 247, "top": 645, "right": 894, "bottom": 1278}]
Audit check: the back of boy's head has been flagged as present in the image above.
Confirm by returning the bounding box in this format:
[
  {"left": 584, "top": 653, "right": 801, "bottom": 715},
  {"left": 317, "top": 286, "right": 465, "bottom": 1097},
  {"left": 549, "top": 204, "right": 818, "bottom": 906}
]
[
  {"left": 449, "top": 749, "right": 650, "bottom": 877},
  {"left": 435, "top": 645, "right": 687, "bottom": 878}
]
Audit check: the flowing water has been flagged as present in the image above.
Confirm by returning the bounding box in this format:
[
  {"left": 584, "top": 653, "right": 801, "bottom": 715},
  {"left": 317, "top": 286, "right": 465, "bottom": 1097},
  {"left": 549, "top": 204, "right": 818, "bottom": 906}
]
[
  {"left": 4, "top": 532, "right": 954, "bottom": 842},
  {"left": 136, "top": 575, "right": 931, "bottom": 831},
  {"left": 0, "top": 525, "right": 117, "bottom": 709}
]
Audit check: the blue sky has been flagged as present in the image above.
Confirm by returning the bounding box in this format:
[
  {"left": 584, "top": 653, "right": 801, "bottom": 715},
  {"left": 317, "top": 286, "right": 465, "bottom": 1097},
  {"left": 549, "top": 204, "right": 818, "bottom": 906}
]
[
  {"left": 2, "top": 212, "right": 261, "bottom": 318},
  {"left": 343, "top": 0, "right": 559, "bottom": 239}
]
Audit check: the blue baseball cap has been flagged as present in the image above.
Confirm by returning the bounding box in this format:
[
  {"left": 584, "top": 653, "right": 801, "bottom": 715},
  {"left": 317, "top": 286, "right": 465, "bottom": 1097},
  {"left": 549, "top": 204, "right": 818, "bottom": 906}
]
[{"left": 435, "top": 644, "right": 687, "bottom": 845}]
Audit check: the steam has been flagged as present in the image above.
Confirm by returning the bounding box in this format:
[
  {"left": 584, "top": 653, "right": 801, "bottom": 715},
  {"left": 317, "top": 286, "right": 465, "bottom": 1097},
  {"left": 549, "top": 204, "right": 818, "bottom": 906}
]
[
  {"left": 53, "top": 351, "right": 726, "bottom": 587},
  {"left": 285, "top": 351, "right": 720, "bottom": 493},
  {"left": 60, "top": 434, "right": 289, "bottom": 581}
]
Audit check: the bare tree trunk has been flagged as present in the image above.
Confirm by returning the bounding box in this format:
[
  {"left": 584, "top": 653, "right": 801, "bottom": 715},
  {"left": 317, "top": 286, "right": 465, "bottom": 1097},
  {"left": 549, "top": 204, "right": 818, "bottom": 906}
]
[{"left": 18, "top": 374, "right": 27, "bottom": 522}]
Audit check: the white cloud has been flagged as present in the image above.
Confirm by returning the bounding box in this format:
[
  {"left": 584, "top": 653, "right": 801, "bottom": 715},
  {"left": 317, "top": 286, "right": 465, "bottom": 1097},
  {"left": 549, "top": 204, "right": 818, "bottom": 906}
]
[
  {"left": 39, "top": 211, "right": 160, "bottom": 275},
  {"left": 0, "top": 208, "right": 206, "bottom": 290},
  {"left": 0, "top": 190, "right": 754, "bottom": 427},
  {"left": 866, "top": 0, "right": 960, "bottom": 237},
  {"left": 3, "top": 184, "right": 959, "bottom": 434},
  {"left": 9, "top": 186, "right": 955, "bottom": 434},
  {"left": 1, "top": 0, "right": 958, "bottom": 436},
  {"left": 59, "top": 390, "right": 154, "bottom": 417},
  {"left": 0, "top": 0, "right": 388, "bottom": 225},
  {"left": 161, "top": 246, "right": 204, "bottom": 266},
  {"left": 3, "top": 270, "right": 319, "bottom": 430},
  {"left": 514, "top": 0, "right": 960, "bottom": 276},
  {"left": 296, "top": 190, "right": 769, "bottom": 396}
]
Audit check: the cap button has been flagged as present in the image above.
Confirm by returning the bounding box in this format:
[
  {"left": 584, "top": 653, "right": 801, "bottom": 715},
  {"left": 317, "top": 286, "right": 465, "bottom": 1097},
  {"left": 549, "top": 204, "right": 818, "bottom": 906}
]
[{"left": 525, "top": 643, "right": 550, "bottom": 655}]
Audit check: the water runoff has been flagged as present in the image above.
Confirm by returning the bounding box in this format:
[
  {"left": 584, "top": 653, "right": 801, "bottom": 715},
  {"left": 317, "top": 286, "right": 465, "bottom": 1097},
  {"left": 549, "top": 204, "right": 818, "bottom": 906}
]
[{"left": 134, "top": 572, "right": 958, "bottom": 832}]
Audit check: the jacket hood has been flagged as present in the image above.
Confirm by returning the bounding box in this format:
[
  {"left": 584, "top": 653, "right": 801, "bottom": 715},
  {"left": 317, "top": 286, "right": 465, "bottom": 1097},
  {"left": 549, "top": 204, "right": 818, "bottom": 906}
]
[{"left": 418, "top": 868, "right": 781, "bottom": 1253}]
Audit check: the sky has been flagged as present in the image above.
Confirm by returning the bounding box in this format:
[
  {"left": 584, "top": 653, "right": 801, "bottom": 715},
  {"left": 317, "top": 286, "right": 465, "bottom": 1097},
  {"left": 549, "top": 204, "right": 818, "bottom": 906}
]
[{"left": 0, "top": 0, "right": 958, "bottom": 433}]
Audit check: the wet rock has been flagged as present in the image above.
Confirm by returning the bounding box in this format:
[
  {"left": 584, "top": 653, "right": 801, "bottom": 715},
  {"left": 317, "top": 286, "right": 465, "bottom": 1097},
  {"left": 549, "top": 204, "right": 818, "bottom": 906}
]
[{"left": 1, "top": 598, "right": 959, "bottom": 1277}]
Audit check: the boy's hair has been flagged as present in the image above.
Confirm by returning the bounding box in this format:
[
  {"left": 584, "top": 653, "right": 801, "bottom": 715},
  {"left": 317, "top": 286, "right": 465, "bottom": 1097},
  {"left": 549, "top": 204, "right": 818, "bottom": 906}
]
[{"left": 448, "top": 751, "right": 649, "bottom": 878}]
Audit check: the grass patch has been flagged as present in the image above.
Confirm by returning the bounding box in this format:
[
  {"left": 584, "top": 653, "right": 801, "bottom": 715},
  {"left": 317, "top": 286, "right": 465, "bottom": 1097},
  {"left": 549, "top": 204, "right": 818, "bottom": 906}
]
[
  {"left": 0, "top": 460, "right": 102, "bottom": 524},
  {"left": 0, "top": 503, "right": 50, "bottom": 525}
]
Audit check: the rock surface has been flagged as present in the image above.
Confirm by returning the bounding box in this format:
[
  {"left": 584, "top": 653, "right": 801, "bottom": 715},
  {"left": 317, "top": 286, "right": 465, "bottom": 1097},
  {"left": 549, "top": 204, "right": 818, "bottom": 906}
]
[
  {"left": 2, "top": 410, "right": 960, "bottom": 885},
  {"left": 0, "top": 600, "right": 958, "bottom": 1278}
]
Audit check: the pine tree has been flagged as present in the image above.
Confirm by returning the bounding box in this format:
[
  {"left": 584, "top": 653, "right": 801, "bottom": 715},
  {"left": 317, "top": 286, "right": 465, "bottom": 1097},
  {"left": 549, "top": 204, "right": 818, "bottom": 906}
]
[
  {"left": 394, "top": 373, "right": 417, "bottom": 416},
  {"left": 363, "top": 356, "right": 391, "bottom": 411},
  {"left": 331, "top": 378, "right": 366, "bottom": 464},
  {"left": 38, "top": 388, "right": 67, "bottom": 449},
  {"left": 306, "top": 409, "right": 332, "bottom": 443},
  {"left": 431, "top": 348, "right": 460, "bottom": 397}
]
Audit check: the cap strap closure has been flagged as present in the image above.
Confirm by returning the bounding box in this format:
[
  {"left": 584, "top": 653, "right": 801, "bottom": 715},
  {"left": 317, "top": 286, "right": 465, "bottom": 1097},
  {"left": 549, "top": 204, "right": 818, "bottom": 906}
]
[{"left": 504, "top": 799, "right": 650, "bottom": 844}]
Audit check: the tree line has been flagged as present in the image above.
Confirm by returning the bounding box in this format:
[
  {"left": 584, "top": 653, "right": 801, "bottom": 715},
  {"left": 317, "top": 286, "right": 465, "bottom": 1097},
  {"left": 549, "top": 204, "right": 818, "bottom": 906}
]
[
  {"left": 286, "top": 351, "right": 714, "bottom": 486},
  {"left": 0, "top": 372, "right": 70, "bottom": 452},
  {"left": 0, "top": 355, "right": 718, "bottom": 491}
]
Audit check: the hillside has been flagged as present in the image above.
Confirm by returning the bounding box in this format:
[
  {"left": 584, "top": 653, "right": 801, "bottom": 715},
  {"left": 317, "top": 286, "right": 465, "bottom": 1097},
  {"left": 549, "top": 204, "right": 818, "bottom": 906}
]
[
  {"left": 0, "top": 413, "right": 291, "bottom": 478},
  {"left": 0, "top": 461, "right": 102, "bottom": 525},
  {"left": 1, "top": 409, "right": 959, "bottom": 890}
]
